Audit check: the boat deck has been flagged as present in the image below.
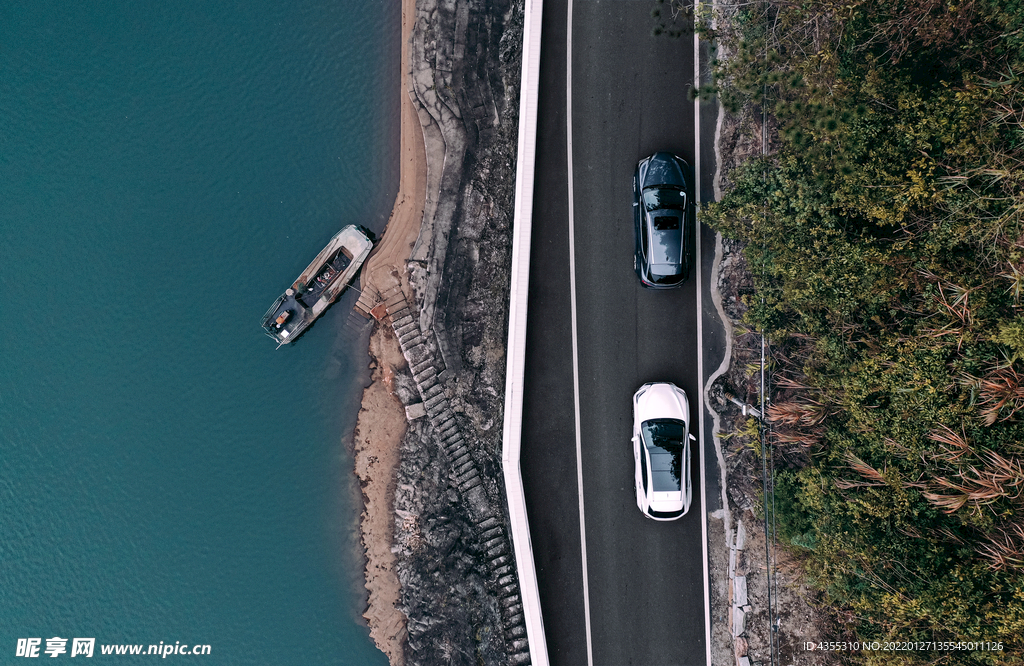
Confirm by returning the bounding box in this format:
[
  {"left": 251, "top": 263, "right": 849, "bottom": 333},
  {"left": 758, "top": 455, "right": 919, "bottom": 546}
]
[{"left": 297, "top": 248, "right": 353, "bottom": 307}]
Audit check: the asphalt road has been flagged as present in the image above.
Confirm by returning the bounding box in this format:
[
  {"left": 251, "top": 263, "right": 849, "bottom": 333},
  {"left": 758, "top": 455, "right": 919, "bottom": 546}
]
[{"left": 520, "top": 1, "right": 720, "bottom": 664}]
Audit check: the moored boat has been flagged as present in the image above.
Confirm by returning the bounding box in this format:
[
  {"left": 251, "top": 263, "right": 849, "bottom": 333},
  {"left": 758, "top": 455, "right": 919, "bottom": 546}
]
[{"left": 261, "top": 225, "right": 373, "bottom": 346}]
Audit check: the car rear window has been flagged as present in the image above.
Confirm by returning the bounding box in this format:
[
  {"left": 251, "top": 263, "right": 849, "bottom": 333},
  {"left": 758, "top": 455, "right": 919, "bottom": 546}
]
[
  {"left": 643, "top": 187, "right": 686, "bottom": 211},
  {"left": 653, "top": 215, "right": 679, "bottom": 230},
  {"left": 641, "top": 419, "right": 685, "bottom": 491},
  {"left": 651, "top": 271, "right": 682, "bottom": 285}
]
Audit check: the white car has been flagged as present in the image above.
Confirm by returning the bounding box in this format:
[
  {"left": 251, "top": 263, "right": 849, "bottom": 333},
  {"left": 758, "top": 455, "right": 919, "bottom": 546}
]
[{"left": 632, "top": 382, "right": 694, "bottom": 521}]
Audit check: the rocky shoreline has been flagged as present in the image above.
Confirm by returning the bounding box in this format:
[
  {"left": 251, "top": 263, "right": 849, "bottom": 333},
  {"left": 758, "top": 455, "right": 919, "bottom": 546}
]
[{"left": 351, "top": 0, "right": 527, "bottom": 665}]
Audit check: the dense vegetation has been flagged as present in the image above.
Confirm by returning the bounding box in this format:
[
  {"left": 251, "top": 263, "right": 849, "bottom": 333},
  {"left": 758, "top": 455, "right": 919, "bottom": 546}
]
[{"left": 696, "top": 0, "right": 1024, "bottom": 662}]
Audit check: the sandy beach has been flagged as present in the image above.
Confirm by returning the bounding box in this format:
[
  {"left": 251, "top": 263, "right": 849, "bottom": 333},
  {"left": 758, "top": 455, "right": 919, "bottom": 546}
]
[
  {"left": 350, "top": 0, "right": 428, "bottom": 661},
  {"left": 352, "top": 324, "right": 412, "bottom": 666}
]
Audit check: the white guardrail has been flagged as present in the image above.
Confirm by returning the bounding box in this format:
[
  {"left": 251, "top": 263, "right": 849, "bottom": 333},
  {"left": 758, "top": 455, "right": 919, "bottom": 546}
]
[{"left": 501, "top": 0, "right": 549, "bottom": 664}]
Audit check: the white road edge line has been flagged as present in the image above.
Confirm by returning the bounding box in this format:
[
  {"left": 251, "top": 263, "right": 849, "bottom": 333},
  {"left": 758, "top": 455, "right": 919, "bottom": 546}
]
[
  {"left": 500, "top": 0, "right": 549, "bottom": 664},
  {"left": 565, "top": 0, "right": 594, "bottom": 664},
  {"left": 694, "top": 21, "right": 713, "bottom": 666}
]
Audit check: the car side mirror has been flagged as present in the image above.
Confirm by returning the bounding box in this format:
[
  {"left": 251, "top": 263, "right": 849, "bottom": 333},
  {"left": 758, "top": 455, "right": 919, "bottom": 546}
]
[{"left": 689, "top": 433, "right": 696, "bottom": 442}]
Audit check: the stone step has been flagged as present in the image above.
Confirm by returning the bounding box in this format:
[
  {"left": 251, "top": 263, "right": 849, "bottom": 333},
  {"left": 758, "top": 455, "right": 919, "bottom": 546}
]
[
  {"left": 400, "top": 334, "right": 424, "bottom": 351},
  {"left": 443, "top": 437, "right": 464, "bottom": 454},
  {"left": 479, "top": 526, "right": 503, "bottom": 541},
  {"left": 395, "top": 322, "right": 417, "bottom": 339},
  {"left": 413, "top": 365, "right": 438, "bottom": 383},
  {"left": 412, "top": 358, "right": 435, "bottom": 375},
  {"left": 399, "top": 334, "right": 423, "bottom": 350},
  {"left": 426, "top": 401, "right": 449, "bottom": 419},
  {"left": 395, "top": 321, "right": 419, "bottom": 338},
  {"left": 353, "top": 301, "right": 375, "bottom": 319},
  {"left": 510, "top": 650, "right": 531, "bottom": 665},
  {"left": 477, "top": 516, "right": 500, "bottom": 530},
  {"left": 430, "top": 411, "right": 454, "bottom": 427},
  {"left": 390, "top": 307, "right": 412, "bottom": 323},
  {"left": 421, "top": 383, "right": 443, "bottom": 401},
  {"left": 411, "top": 364, "right": 436, "bottom": 387},
  {"left": 380, "top": 283, "right": 404, "bottom": 298},
  {"left": 416, "top": 374, "right": 437, "bottom": 394},
  {"left": 430, "top": 416, "right": 454, "bottom": 432},
  {"left": 483, "top": 536, "right": 506, "bottom": 551},
  {"left": 390, "top": 315, "right": 412, "bottom": 330},
  {"left": 410, "top": 358, "right": 434, "bottom": 375},
  {"left": 403, "top": 343, "right": 431, "bottom": 366}
]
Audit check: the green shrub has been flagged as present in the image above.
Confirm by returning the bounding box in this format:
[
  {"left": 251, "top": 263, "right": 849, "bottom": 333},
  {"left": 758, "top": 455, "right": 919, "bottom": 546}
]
[{"left": 701, "top": 0, "right": 1024, "bottom": 660}]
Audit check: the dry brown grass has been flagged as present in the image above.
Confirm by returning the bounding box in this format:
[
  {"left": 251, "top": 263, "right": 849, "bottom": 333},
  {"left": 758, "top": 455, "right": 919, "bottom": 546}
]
[
  {"left": 976, "top": 520, "right": 1024, "bottom": 570},
  {"left": 977, "top": 364, "right": 1024, "bottom": 425},
  {"left": 919, "top": 271, "right": 980, "bottom": 352},
  {"left": 835, "top": 452, "right": 889, "bottom": 490},
  {"left": 767, "top": 399, "right": 828, "bottom": 427},
  {"left": 914, "top": 426, "right": 1024, "bottom": 515},
  {"left": 927, "top": 424, "right": 972, "bottom": 462}
]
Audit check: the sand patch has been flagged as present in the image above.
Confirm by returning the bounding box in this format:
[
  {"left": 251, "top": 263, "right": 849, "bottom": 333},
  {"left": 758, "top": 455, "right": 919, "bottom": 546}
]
[{"left": 353, "top": 323, "right": 410, "bottom": 666}]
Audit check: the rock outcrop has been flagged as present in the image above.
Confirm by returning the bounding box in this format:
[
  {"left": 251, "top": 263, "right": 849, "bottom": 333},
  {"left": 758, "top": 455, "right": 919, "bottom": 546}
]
[{"left": 358, "top": 1, "right": 528, "bottom": 664}]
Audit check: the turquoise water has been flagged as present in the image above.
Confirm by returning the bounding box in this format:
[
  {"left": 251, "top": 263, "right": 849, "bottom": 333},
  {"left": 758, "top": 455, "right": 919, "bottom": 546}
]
[{"left": 0, "top": 2, "right": 397, "bottom": 663}]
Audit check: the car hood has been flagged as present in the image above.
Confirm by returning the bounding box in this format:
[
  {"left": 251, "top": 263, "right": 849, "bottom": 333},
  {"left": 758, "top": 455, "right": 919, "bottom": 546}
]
[{"left": 635, "top": 383, "right": 690, "bottom": 424}]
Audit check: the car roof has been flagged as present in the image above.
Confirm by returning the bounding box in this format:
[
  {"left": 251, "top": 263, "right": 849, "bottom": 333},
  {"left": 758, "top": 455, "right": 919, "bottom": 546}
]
[{"left": 648, "top": 224, "right": 682, "bottom": 267}]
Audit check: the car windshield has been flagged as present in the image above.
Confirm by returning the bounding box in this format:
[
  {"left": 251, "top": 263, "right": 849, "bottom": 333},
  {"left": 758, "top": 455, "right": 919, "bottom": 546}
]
[
  {"left": 650, "top": 271, "right": 682, "bottom": 285},
  {"left": 643, "top": 186, "right": 686, "bottom": 212},
  {"left": 640, "top": 418, "right": 685, "bottom": 491}
]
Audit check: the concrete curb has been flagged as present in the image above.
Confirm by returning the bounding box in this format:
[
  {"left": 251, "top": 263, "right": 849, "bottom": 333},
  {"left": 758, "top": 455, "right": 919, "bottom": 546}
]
[{"left": 500, "top": 1, "right": 549, "bottom": 665}]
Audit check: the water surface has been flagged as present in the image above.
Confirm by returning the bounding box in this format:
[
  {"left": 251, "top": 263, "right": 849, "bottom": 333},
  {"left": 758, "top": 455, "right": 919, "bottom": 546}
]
[{"left": 0, "top": 1, "right": 398, "bottom": 663}]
